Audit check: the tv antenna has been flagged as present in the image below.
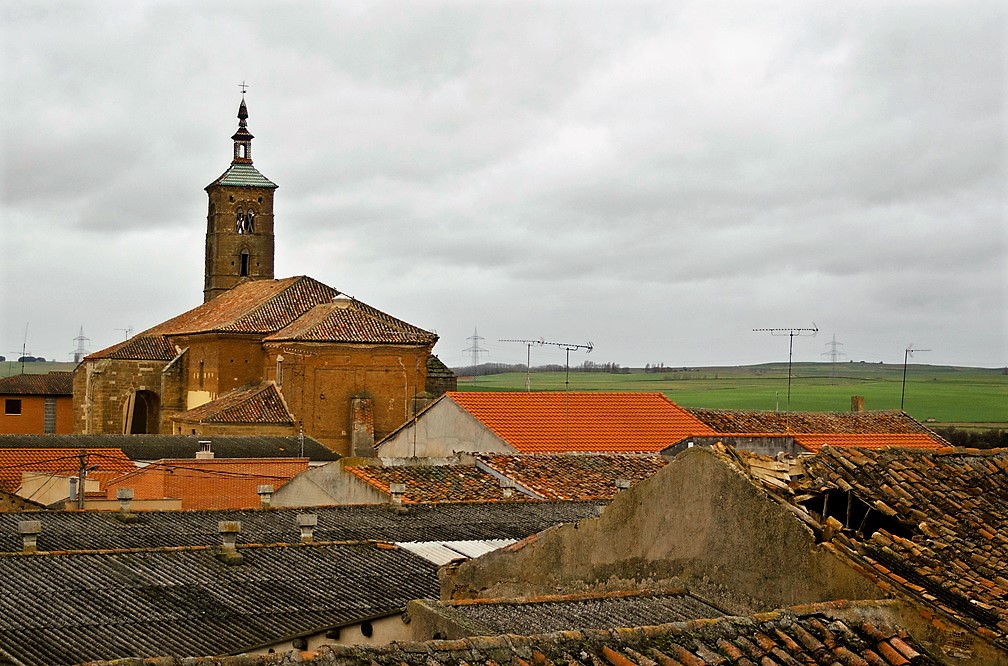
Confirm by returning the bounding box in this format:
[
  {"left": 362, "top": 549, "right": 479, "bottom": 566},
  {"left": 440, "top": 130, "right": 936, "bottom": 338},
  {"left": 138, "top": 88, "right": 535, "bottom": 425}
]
[
  {"left": 540, "top": 339, "right": 593, "bottom": 391},
  {"left": 500, "top": 338, "right": 544, "bottom": 391},
  {"left": 901, "top": 343, "right": 931, "bottom": 410},
  {"left": 753, "top": 324, "right": 818, "bottom": 413},
  {"left": 115, "top": 326, "right": 134, "bottom": 341},
  {"left": 462, "top": 328, "right": 489, "bottom": 376}
]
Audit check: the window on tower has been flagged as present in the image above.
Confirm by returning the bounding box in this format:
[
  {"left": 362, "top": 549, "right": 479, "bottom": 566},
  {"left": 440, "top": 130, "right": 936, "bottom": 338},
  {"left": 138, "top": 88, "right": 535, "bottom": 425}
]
[
  {"left": 236, "top": 209, "right": 244, "bottom": 233},
  {"left": 240, "top": 250, "right": 250, "bottom": 277}
]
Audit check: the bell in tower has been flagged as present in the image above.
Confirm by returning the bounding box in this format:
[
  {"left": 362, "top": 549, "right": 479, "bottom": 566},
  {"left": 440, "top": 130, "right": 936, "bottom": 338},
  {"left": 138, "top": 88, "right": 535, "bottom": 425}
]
[{"left": 203, "top": 93, "right": 278, "bottom": 302}]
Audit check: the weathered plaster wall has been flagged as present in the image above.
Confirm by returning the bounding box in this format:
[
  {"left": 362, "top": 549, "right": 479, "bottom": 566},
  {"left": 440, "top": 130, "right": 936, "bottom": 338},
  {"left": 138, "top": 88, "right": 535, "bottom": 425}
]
[
  {"left": 272, "top": 459, "right": 389, "bottom": 507},
  {"left": 440, "top": 446, "right": 884, "bottom": 614},
  {"left": 377, "top": 399, "right": 515, "bottom": 458}
]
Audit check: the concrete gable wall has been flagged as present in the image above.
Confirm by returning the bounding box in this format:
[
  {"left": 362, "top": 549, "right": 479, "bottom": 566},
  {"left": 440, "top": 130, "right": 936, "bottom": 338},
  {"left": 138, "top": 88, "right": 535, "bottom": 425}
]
[
  {"left": 440, "top": 446, "right": 884, "bottom": 614},
  {"left": 377, "top": 398, "right": 515, "bottom": 458},
  {"left": 273, "top": 459, "right": 389, "bottom": 507}
]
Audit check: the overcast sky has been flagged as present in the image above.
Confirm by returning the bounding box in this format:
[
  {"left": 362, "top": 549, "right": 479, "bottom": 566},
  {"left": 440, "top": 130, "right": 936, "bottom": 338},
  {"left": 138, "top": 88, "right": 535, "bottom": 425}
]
[{"left": 2, "top": 1, "right": 1005, "bottom": 370}]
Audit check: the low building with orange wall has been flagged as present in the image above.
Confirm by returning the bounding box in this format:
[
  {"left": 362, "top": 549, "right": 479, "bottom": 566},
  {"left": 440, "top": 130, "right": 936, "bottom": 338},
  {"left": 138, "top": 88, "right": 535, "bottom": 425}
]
[{"left": 0, "top": 373, "right": 73, "bottom": 435}]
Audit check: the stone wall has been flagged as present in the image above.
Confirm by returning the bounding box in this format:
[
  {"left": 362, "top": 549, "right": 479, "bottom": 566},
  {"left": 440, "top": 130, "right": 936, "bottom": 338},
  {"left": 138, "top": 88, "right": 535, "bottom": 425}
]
[{"left": 440, "top": 446, "right": 884, "bottom": 614}]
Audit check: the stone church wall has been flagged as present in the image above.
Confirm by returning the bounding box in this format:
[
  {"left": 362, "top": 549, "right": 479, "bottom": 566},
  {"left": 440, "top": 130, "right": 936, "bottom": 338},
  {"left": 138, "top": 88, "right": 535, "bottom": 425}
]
[{"left": 73, "top": 358, "right": 170, "bottom": 435}]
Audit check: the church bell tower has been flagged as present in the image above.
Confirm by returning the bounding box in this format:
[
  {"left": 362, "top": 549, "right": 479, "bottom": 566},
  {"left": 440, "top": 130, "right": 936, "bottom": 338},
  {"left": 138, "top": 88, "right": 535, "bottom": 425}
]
[{"left": 203, "top": 95, "right": 278, "bottom": 302}]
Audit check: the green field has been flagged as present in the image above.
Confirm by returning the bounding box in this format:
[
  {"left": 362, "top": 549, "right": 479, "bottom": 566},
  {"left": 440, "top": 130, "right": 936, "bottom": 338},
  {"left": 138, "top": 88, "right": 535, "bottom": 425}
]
[{"left": 459, "top": 363, "right": 1007, "bottom": 427}]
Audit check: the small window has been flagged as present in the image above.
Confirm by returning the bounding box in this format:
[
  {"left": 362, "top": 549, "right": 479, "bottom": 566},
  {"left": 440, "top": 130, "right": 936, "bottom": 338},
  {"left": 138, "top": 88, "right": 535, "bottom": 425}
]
[
  {"left": 5, "top": 399, "right": 22, "bottom": 415},
  {"left": 360, "top": 621, "right": 373, "bottom": 638},
  {"left": 240, "top": 251, "right": 250, "bottom": 277}
]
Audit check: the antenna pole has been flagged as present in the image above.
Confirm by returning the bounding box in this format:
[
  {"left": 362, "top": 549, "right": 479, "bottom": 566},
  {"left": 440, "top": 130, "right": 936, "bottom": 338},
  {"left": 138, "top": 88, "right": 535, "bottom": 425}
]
[
  {"left": 539, "top": 340, "right": 594, "bottom": 391},
  {"left": 500, "top": 338, "right": 544, "bottom": 391},
  {"left": 753, "top": 325, "right": 818, "bottom": 415}
]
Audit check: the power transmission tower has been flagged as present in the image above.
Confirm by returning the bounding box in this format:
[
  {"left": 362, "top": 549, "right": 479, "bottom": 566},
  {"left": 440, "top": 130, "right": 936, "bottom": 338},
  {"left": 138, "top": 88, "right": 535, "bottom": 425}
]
[
  {"left": 901, "top": 344, "right": 931, "bottom": 411},
  {"left": 462, "top": 328, "right": 489, "bottom": 375},
  {"left": 500, "top": 338, "right": 544, "bottom": 391},
  {"left": 71, "top": 327, "right": 90, "bottom": 363},
  {"left": 820, "top": 334, "right": 847, "bottom": 384},
  {"left": 753, "top": 324, "right": 818, "bottom": 414}
]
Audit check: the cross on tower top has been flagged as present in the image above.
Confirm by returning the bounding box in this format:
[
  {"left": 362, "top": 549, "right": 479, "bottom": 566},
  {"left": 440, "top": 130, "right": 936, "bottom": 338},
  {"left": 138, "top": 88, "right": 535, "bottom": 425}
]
[{"left": 239, "top": 80, "right": 249, "bottom": 95}]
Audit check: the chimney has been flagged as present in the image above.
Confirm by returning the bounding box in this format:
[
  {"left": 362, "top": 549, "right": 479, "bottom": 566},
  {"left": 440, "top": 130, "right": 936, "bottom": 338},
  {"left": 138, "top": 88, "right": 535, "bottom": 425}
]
[
  {"left": 18, "top": 520, "right": 41, "bottom": 554},
  {"left": 499, "top": 477, "right": 516, "bottom": 498},
  {"left": 297, "top": 514, "right": 317, "bottom": 543},
  {"left": 68, "top": 477, "right": 78, "bottom": 502},
  {"left": 389, "top": 483, "right": 406, "bottom": 506},
  {"left": 116, "top": 487, "right": 134, "bottom": 513},
  {"left": 615, "top": 478, "right": 632, "bottom": 491},
  {"left": 196, "top": 440, "right": 214, "bottom": 459},
  {"left": 851, "top": 396, "right": 865, "bottom": 413},
  {"left": 257, "top": 484, "right": 274, "bottom": 508},
  {"left": 217, "top": 521, "right": 243, "bottom": 565}
]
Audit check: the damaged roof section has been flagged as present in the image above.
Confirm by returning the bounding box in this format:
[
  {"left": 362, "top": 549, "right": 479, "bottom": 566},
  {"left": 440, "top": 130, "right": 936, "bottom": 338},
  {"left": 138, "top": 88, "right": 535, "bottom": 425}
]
[{"left": 715, "top": 444, "right": 1008, "bottom": 651}]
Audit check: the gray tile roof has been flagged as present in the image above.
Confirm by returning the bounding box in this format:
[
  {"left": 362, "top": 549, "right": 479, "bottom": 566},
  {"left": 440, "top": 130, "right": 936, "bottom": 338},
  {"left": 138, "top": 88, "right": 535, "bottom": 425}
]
[
  {"left": 0, "top": 501, "right": 605, "bottom": 553},
  {"left": 0, "top": 542, "right": 437, "bottom": 665},
  {"left": 0, "top": 434, "right": 339, "bottom": 462},
  {"left": 422, "top": 590, "right": 725, "bottom": 635},
  {"left": 207, "top": 162, "right": 278, "bottom": 189}
]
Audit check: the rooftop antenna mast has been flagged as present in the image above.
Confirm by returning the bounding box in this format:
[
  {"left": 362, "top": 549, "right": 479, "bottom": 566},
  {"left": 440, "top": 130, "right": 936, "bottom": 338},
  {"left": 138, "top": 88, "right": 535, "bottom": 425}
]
[
  {"left": 462, "top": 328, "right": 489, "bottom": 377},
  {"left": 901, "top": 343, "right": 931, "bottom": 411},
  {"left": 19, "top": 323, "right": 29, "bottom": 375},
  {"left": 540, "top": 339, "right": 593, "bottom": 391},
  {"left": 500, "top": 338, "right": 544, "bottom": 391},
  {"left": 115, "top": 327, "right": 134, "bottom": 341},
  {"left": 753, "top": 324, "right": 818, "bottom": 414}
]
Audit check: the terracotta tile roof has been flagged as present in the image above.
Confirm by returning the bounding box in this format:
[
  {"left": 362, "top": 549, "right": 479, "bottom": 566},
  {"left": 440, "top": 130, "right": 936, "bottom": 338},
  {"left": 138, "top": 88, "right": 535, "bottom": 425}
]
[
  {"left": 86, "top": 276, "right": 337, "bottom": 359},
  {"left": 344, "top": 464, "right": 527, "bottom": 503},
  {"left": 715, "top": 443, "right": 1008, "bottom": 650},
  {"left": 170, "top": 382, "right": 294, "bottom": 425},
  {"left": 0, "top": 542, "right": 437, "bottom": 666},
  {"left": 95, "top": 334, "right": 178, "bottom": 361},
  {"left": 688, "top": 407, "right": 943, "bottom": 436},
  {"left": 422, "top": 589, "right": 725, "bottom": 635},
  {"left": 0, "top": 434, "right": 338, "bottom": 462},
  {"left": 264, "top": 297, "right": 437, "bottom": 344},
  {"left": 477, "top": 453, "right": 669, "bottom": 500},
  {"left": 0, "top": 372, "right": 73, "bottom": 396},
  {"left": 280, "top": 607, "right": 937, "bottom": 666},
  {"left": 801, "top": 446, "right": 1008, "bottom": 650},
  {"left": 103, "top": 458, "right": 308, "bottom": 509},
  {"left": 447, "top": 392, "right": 716, "bottom": 453},
  {"left": 791, "top": 432, "right": 944, "bottom": 452},
  {"left": 0, "top": 448, "right": 135, "bottom": 493}
]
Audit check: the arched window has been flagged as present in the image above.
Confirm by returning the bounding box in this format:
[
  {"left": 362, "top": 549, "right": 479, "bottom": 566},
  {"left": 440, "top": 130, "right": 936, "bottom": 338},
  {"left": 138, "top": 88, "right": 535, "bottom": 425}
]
[
  {"left": 240, "top": 250, "right": 250, "bottom": 277},
  {"left": 245, "top": 210, "right": 255, "bottom": 233},
  {"left": 235, "top": 209, "right": 244, "bottom": 233}
]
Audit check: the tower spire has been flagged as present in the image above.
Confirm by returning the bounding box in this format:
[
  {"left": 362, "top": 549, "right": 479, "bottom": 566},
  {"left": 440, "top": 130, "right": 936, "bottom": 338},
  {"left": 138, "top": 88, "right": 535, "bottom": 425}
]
[{"left": 231, "top": 88, "right": 254, "bottom": 164}]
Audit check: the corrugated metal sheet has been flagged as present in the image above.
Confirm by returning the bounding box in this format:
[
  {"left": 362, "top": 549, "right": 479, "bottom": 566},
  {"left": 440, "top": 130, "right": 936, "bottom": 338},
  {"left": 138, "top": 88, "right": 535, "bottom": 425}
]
[{"left": 396, "top": 539, "right": 516, "bottom": 565}]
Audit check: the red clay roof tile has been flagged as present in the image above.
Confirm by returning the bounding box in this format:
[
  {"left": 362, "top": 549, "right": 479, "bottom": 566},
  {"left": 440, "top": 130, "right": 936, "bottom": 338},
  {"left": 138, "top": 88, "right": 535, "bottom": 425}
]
[
  {"left": 0, "top": 448, "right": 135, "bottom": 493},
  {"left": 171, "top": 382, "right": 294, "bottom": 425},
  {"left": 0, "top": 372, "right": 73, "bottom": 396},
  {"left": 447, "top": 392, "right": 716, "bottom": 454}
]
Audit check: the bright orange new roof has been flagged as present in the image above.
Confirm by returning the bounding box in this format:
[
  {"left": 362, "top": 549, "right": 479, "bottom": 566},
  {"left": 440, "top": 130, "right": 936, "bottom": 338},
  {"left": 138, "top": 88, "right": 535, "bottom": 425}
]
[{"left": 446, "top": 392, "right": 716, "bottom": 454}]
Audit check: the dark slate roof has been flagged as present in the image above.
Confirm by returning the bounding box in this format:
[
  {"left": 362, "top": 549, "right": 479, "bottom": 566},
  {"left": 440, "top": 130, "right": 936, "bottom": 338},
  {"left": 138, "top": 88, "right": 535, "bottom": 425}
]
[
  {"left": 264, "top": 297, "right": 438, "bottom": 345},
  {"left": 426, "top": 354, "right": 455, "bottom": 379},
  {"left": 344, "top": 464, "right": 538, "bottom": 503},
  {"left": 0, "top": 501, "right": 605, "bottom": 552},
  {"left": 207, "top": 161, "right": 278, "bottom": 189},
  {"left": 171, "top": 382, "right": 295, "bottom": 425},
  {"left": 0, "top": 434, "right": 339, "bottom": 462},
  {"left": 0, "top": 372, "right": 73, "bottom": 396},
  {"left": 421, "top": 590, "right": 725, "bottom": 635},
  {"left": 0, "top": 542, "right": 436, "bottom": 665}
]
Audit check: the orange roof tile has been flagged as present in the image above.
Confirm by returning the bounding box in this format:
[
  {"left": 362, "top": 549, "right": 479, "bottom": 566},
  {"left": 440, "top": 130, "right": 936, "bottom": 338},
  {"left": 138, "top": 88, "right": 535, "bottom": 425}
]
[
  {"left": 478, "top": 453, "right": 668, "bottom": 500},
  {"left": 104, "top": 458, "right": 308, "bottom": 510},
  {"left": 447, "top": 392, "right": 716, "bottom": 454},
  {"left": 170, "top": 382, "right": 294, "bottom": 425},
  {"left": 0, "top": 448, "right": 135, "bottom": 493},
  {"left": 791, "top": 433, "right": 944, "bottom": 453},
  {"left": 0, "top": 372, "right": 73, "bottom": 396},
  {"left": 265, "top": 298, "right": 437, "bottom": 345}
]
